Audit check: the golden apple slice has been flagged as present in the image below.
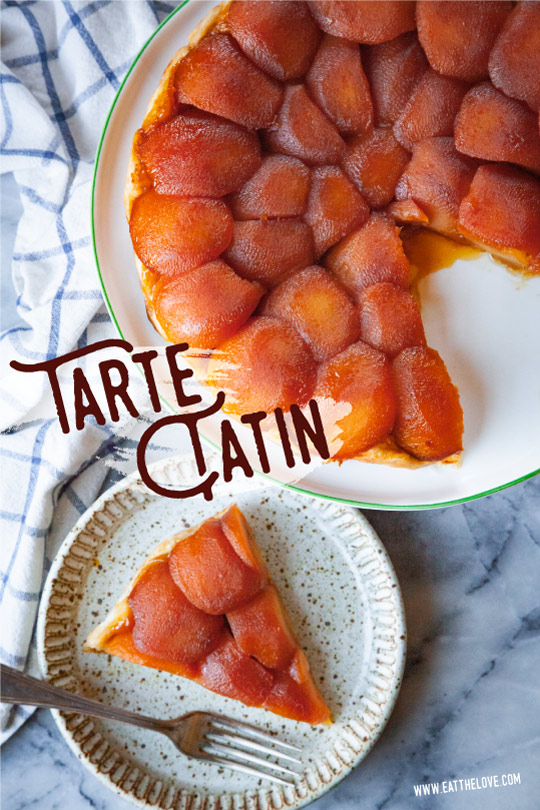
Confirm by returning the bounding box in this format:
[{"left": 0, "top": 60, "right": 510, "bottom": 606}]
[
  {"left": 395, "top": 136, "right": 478, "bottom": 237},
  {"left": 175, "top": 32, "right": 282, "bottom": 129},
  {"left": 262, "top": 265, "right": 361, "bottom": 361},
  {"left": 326, "top": 214, "right": 410, "bottom": 299},
  {"left": 309, "top": 1, "right": 415, "bottom": 44},
  {"left": 392, "top": 346, "right": 463, "bottom": 461}
]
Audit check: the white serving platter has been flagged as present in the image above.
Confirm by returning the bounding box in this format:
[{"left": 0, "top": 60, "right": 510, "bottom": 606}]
[{"left": 92, "top": 0, "right": 540, "bottom": 509}]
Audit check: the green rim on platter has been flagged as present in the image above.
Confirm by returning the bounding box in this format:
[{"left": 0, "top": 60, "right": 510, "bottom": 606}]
[{"left": 91, "top": 1, "right": 539, "bottom": 512}]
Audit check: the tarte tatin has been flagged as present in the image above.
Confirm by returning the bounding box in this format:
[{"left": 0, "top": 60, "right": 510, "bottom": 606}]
[
  {"left": 125, "top": 1, "right": 540, "bottom": 466},
  {"left": 85, "top": 505, "right": 331, "bottom": 724}
]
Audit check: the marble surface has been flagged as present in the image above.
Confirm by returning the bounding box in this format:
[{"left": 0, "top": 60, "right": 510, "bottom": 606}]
[
  {"left": 2, "top": 476, "right": 539, "bottom": 810},
  {"left": 2, "top": 179, "right": 540, "bottom": 808}
]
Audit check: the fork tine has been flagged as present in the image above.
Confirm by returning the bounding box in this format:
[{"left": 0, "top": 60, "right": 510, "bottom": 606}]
[
  {"left": 208, "top": 715, "right": 302, "bottom": 753},
  {"left": 205, "top": 729, "right": 302, "bottom": 765},
  {"left": 199, "top": 750, "right": 297, "bottom": 787},
  {"left": 203, "top": 739, "right": 301, "bottom": 777}
]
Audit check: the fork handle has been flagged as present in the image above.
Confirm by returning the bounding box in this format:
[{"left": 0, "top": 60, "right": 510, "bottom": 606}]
[{"left": 1, "top": 665, "right": 172, "bottom": 734}]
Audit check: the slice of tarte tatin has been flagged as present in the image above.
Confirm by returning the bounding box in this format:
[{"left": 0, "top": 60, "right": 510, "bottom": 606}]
[
  {"left": 84, "top": 504, "right": 331, "bottom": 725},
  {"left": 125, "top": 0, "right": 540, "bottom": 471}
]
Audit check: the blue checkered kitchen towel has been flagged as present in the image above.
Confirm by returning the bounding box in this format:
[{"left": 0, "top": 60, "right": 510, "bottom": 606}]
[{"left": 0, "top": 0, "right": 177, "bottom": 742}]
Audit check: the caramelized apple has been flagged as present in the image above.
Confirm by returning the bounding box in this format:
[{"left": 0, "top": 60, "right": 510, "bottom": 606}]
[
  {"left": 229, "top": 155, "right": 310, "bottom": 220},
  {"left": 169, "top": 517, "right": 265, "bottom": 614},
  {"left": 306, "top": 34, "right": 373, "bottom": 136},
  {"left": 175, "top": 33, "right": 282, "bottom": 129},
  {"left": 395, "top": 137, "right": 478, "bottom": 236},
  {"left": 264, "top": 84, "right": 346, "bottom": 165},
  {"left": 488, "top": 2, "right": 540, "bottom": 112},
  {"left": 308, "top": 1, "right": 416, "bottom": 44},
  {"left": 304, "top": 166, "right": 370, "bottom": 256},
  {"left": 417, "top": 1, "right": 511, "bottom": 82},
  {"left": 289, "top": 648, "right": 310, "bottom": 684},
  {"left": 228, "top": 1, "right": 320, "bottom": 81},
  {"left": 392, "top": 346, "right": 463, "bottom": 461},
  {"left": 326, "top": 213, "right": 410, "bottom": 298},
  {"left": 262, "top": 265, "right": 361, "bottom": 361},
  {"left": 137, "top": 110, "right": 261, "bottom": 198},
  {"left": 153, "top": 260, "right": 263, "bottom": 348},
  {"left": 264, "top": 670, "right": 330, "bottom": 724},
  {"left": 314, "top": 341, "right": 396, "bottom": 458},
  {"left": 393, "top": 69, "right": 469, "bottom": 151},
  {"left": 343, "top": 126, "right": 410, "bottom": 208},
  {"left": 359, "top": 282, "right": 426, "bottom": 357},
  {"left": 458, "top": 164, "right": 540, "bottom": 263},
  {"left": 454, "top": 83, "right": 540, "bottom": 174},
  {"left": 386, "top": 199, "right": 429, "bottom": 225},
  {"left": 223, "top": 218, "right": 315, "bottom": 287},
  {"left": 363, "top": 32, "right": 428, "bottom": 125},
  {"left": 126, "top": 0, "right": 539, "bottom": 470},
  {"left": 200, "top": 631, "right": 273, "bottom": 706},
  {"left": 129, "top": 190, "right": 233, "bottom": 275},
  {"left": 221, "top": 504, "right": 268, "bottom": 575},
  {"left": 208, "top": 316, "right": 317, "bottom": 414},
  {"left": 130, "top": 561, "right": 224, "bottom": 664},
  {"left": 228, "top": 585, "right": 297, "bottom": 670}
]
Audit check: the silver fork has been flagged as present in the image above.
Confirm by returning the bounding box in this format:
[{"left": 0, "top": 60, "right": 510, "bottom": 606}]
[{"left": 1, "top": 665, "right": 302, "bottom": 786}]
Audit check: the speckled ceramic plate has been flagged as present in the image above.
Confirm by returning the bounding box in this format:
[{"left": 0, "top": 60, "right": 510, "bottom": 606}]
[{"left": 37, "top": 455, "right": 405, "bottom": 809}]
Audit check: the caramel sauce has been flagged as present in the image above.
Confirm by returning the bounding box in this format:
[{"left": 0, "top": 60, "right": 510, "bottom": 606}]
[{"left": 401, "top": 227, "right": 483, "bottom": 290}]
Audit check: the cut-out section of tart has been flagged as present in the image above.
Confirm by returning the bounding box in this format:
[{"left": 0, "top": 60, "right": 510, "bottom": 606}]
[
  {"left": 84, "top": 505, "right": 331, "bottom": 725},
  {"left": 125, "top": 0, "right": 540, "bottom": 469}
]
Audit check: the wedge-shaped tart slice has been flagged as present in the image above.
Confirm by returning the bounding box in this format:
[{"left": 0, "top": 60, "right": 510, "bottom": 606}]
[{"left": 85, "top": 505, "right": 331, "bottom": 725}]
